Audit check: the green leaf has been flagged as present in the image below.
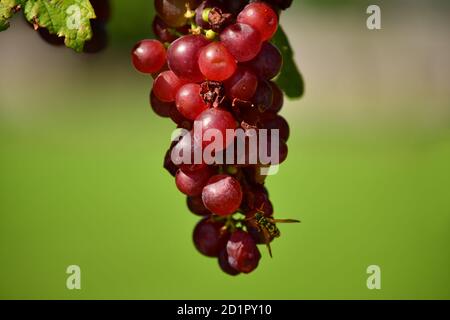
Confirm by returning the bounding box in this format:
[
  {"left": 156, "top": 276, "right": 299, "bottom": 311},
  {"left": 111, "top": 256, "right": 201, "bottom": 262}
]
[
  {"left": 0, "top": 0, "right": 22, "bottom": 31},
  {"left": 23, "top": 0, "right": 96, "bottom": 52},
  {"left": 271, "top": 26, "right": 304, "bottom": 99}
]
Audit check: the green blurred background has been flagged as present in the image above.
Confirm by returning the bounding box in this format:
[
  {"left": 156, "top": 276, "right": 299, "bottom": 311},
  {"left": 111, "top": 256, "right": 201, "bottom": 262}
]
[{"left": 0, "top": 0, "right": 449, "bottom": 299}]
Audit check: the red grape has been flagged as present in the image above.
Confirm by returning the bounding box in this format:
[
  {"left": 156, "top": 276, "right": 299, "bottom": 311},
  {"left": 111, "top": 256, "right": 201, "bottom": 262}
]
[
  {"left": 245, "top": 42, "right": 282, "bottom": 80},
  {"left": 202, "top": 174, "right": 243, "bottom": 216},
  {"left": 237, "top": 2, "right": 278, "bottom": 41},
  {"left": 224, "top": 67, "right": 258, "bottom": 101},
  {"left": 227, "top": 230, "right": 261, "bottom": 273},
  {"left": 220, "top": 23, "right": 262, "bottom": 62},
  {"left": 131, "top": 39, "right": 166, "bottom": 74},
  {"left": 193, "top": 218, "right": 228, "bottom": 257},
  {"left": 194, "top": 108, "right": 237, "bottom": 150},
  {"left": 198, "top": 42, "right": 237, "bottom": 81},
  {"left": 176, "top": 83, "right": 209, "bottom": 120}
]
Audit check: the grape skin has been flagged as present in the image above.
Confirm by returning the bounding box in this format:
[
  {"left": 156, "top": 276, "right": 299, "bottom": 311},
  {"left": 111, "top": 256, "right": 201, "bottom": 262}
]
[{"left": 198, "top": 42, "right": 237, "bottom": 81}]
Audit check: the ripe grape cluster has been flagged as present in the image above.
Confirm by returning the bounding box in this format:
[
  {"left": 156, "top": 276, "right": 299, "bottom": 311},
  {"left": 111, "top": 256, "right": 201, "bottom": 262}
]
[
  {"left": 31, "top": 0, "right": 110, "bottom": 53},
  {"left": 132, "top": 0, "right": 297, "bottom": 275}
]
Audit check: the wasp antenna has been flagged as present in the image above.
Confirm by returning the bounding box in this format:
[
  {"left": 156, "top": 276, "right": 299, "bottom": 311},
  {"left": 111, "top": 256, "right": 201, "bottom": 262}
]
[{"left": 273, "top": 219, "right": 301, "bottom": 223}]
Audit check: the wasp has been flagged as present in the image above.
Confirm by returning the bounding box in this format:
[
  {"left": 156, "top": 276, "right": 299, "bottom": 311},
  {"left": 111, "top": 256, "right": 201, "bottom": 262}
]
[{"left": 246, "top": 205, "right": 300, "bottom": 257}]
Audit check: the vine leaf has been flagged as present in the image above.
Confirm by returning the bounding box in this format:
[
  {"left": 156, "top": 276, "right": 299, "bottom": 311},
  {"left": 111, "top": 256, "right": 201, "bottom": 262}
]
[
  {"left": 22, "top": 0, "right": 96, "bottom": 52},
  {"left": 271, "top": 26, "right": 304, "bottom": 99},
  {"left": 0, "top": 0, "right": 23, "bottom": 31}
]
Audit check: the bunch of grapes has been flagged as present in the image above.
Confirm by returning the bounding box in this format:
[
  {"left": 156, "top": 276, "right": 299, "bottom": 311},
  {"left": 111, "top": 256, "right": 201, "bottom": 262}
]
[
  {"left": 132, "top": 0, "right": 299, "bottom": 275},
  {"left": 30, "top": 0, "right": 110, "bottom": 53}
]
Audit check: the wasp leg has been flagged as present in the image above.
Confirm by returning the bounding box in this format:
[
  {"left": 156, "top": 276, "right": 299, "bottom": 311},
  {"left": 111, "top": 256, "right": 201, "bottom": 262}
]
[
  {"left": 270, "top": 218, "right": 301, "bottom": 223},
  {"left": 266, "top": 243, "right": 273, "bottom": 258},
  {"left": 260, "top": 228, "right": 273, "bottom": 258}
]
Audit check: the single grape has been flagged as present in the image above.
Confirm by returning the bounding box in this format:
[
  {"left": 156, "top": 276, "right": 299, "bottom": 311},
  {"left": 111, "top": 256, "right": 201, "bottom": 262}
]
[
  {"left": 155, "top": 0, "right": 200, "bottom": 27},
  {"left": 268, "top": 81, "right": 284, "bottom": 113},
  {"left": 245, "top": 42, "right": 282, "bottom": 80},
  {"left": 226, "top": 230, "right": 261, "bottom": 273},
  {"left": 153, "top": 70, "right": 186, "bottom": 102},
  {"left": 252, "top": 80, "right": 273, "bottom": 111},
  {"left": 202, "top": 174, "right": 243, "bottom": 216},
  {"left": 220, "top": 23, "right": 262, "bottom": 62},
  {"left": 224, "top": 67, "right": 258, "bottom": 101},
  {"left": 237, "top": 2, "right": 278, "bottom": 41},
  {"left": 167, "top": 35, "right": 210, "bottom": 82},
  {"left": 193, "top": 218, "right": 229, "bottom": 257},
  {"left": 218, "top": 248, "right": 240, "bottom": 276},
  {"left": 131, "top": 39, "right": 166, "bottom": 74},
  {"left": 176, "top": 83, "right": 209, "bottom": 120},
  {"left": 175, "top": 167, "right": 214, "bottom": 196},
  {"left": 150, "top": 90, "right": 174, "bottom": 118},
  {"left": 198, "top": 42, "right": 237, "bottom": 81},
  {"left": 187, "top": 196, "right": 211, "bottom": 216},
  {"left": 194, "top": 108, "right": 237, "bottom": 150}
]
